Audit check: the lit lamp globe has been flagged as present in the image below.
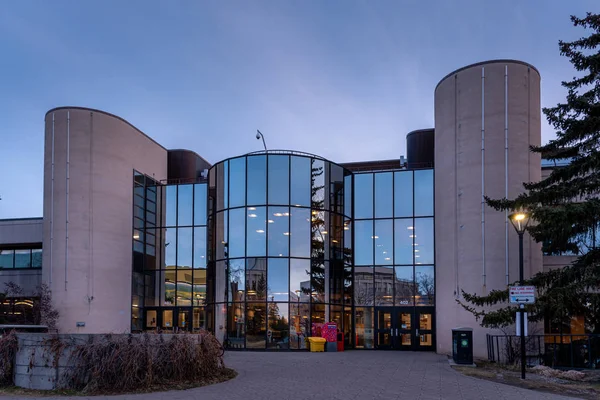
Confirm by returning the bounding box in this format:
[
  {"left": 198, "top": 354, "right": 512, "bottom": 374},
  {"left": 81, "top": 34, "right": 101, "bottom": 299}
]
[{"left": 508, "top": 211, "right": 530, "bottom": 234}]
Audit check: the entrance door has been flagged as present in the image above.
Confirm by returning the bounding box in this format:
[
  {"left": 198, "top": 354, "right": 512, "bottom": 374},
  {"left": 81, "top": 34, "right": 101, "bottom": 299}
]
[
  {"left": 374, "top": 307, "right": 435, "bottom": 350},
  {"left": 395, "top": 308, "right": 414, "bottom": 350},
  {"left": 374, "top": 308, "right": 394, "bottom": 349},
  {"left": 414, "top": 307, "right": 435, "bottom": 351}
]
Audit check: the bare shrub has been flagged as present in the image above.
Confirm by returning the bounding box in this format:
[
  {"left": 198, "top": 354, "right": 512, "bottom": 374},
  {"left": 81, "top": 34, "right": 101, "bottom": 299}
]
[
  {"left": 0, "top": 331, "right": 18, "bottom": 386},
  {"left": 61, "top": 331, "right": 228, "bottom": 393}
]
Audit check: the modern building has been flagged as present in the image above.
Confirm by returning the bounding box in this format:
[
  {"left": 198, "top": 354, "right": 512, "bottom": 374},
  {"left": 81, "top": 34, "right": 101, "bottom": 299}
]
[{"left": 0, "top": 59, "right": 578, "bottom": 358}]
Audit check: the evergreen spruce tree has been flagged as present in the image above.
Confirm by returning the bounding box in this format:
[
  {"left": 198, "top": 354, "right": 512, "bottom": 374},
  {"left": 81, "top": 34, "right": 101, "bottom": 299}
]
[{"left": 460, "top": 12, "right": 600, "bottom": 334}]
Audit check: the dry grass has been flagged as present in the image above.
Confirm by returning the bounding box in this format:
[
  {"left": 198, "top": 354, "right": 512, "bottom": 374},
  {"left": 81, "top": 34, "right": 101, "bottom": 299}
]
[
  {"left": 0, "top": 331, "right": 18, "bottom": 386},
  {"left": 452, "top": 359, "right": 600, "bottom": 400}
]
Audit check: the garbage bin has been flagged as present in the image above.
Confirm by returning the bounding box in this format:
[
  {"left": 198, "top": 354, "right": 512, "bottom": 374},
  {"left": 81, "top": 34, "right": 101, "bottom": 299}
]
[
  {"left": 337, "top": 331, "right": 344, "bottom": 352},
  {"left": 452, "top": 327, "right": 473, "bottom": 365},
  {"left": 308, "top": 337, "right": 326, "bottom": 352}
]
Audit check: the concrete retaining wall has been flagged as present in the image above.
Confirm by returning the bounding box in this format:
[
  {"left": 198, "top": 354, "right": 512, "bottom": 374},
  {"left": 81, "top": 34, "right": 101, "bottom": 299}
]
[{"left": 14, "top": 333, "right": 88, "bottom": 390}]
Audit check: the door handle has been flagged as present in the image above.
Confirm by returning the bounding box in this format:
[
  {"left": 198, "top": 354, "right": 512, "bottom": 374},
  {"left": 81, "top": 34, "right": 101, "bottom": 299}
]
[
  {"left": 416, "top": 329, "right": 419, "bottom": 337},
  {"left": 396, "top": 328, "right": 398, "bottom": 336}
]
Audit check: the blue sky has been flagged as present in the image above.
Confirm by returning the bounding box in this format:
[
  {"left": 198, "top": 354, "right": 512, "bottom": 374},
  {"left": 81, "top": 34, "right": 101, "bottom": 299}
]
[{"left": 0, "top": 0, "right": 597, "bottom": 218}]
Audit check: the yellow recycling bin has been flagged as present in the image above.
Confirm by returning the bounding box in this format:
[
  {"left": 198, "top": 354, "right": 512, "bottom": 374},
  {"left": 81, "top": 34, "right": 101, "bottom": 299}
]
[{"left": 308, "top": 337, "right": 326, "bottom": 352}]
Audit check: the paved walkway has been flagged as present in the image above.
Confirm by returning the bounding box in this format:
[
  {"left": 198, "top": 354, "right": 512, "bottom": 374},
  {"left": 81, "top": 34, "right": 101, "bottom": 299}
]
[{"left": 2, "top": 351, "right": 581, "bottom": 400}]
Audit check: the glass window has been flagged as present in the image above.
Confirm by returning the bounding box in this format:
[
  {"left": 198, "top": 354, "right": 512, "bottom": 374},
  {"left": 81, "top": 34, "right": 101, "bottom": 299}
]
[
  {"left": 247, "top": 206, "right": 266, "bottom": 257},
  {"left": 394, "top": 266, "right": 414, "bottom": 306},
  {"left": 268, "top": 155, "right": 289, "bottom": 205},
  {"left": 177, "top": 269, "right": 192, "bottom": 306},
  {"left": 246, "top": 303, "right": 266, "bottom": 349},
  {"left": 414, "top": 218, "right": 434, "bottom": 265},
  {"left": 268, "top": 206, "right": 289, "bottom": 257},
  {"left": 31, "top": 249, "right": 42, "bottom": 268},
  {"left": 178, "top": 184, "right": 193, "bottom": 226},
  {"left": 354, "top": 173, "right": 373, "bottom": 219},
  {"left": 394, "top": 219, "right": 414, "bottom": 265},
  {"left": 311, "top": 159, "right": 326, "bottom": 210},
  {"left": 162, "top": 270, "right": 176, "bottom": 305},
  {"left": 229, "top": 157, "right": 246, "bottom": 208},
  {"left": 228, "top": 208, "right": 245, "bottom": 258},
  {"left": 374, "top": 219, "right": 393, "bottom": 265},
  {"left": 414, "top": 169, "right": 433, "bottom": 216},
  {"left": 162, "top": 310, "right": 173, "bottom": 328},
  {"left": 344, "top": 174, "right": 352, "bottom": 217},
  {"left": 311, "top": 303, "right": 325, "bottom": 326},
  {"left": 394, "top": 171, "right": 413, "bottom": 217},
  {"left": 246, "top": 257, "right": 267, "bottom": 301},
  {"left": 146, "top": 310, "right": 157, "bottom": 328},
  {"left": 375, "top": 172, "right": 393, "bottom": 218},
  {"left": 267, "top": 303, "right": 289, "bottom": 349},
  {"left": 374, "top": 266, "right": 394, "bottom": 306},
  {"left": 329, "top": 260, "right": 344, "bottom": 304},
  {"left": 228, "top": 259, "right": 245, "bottom": 302},
  {"left": 0, "top": 250, "right": 13, "bottom": 268},
  {"left": 193, "top": 227, "right": 206, "bottom": 268},
  {"left": 311, "top": 261, "right": 326, "bottom": 303},
  {"left": 227, "top": 302, "right": 245, "bottom": 349},
  {"left": 330, "top": 164, "right": 344, "bottom": 214},
  {"left": 194, "top": 184, "right": 207, "bottom": 226},
  {"left": 193, "top": 307, "right": 205, "bottom": 330},
  {"left": 290, "top": 207, "right": 310, "bottom": 257},
  {"left": 290, "top": 156, "right": 311, "bottom": 207},
  {"left": 164, "top": 228, "right": 176, "bottom": 268},
  {"left": 343, "top": 266, "right": 353, "bottom": 305},
  {"left": 343, "top": 220, "right": 352, "bottom": 265},
  {"left": 166, "top": 185, "right": 177, "bottom": 226},
  {"left": 14, "top": 249, "right": 31, "bottom": 268},
  {"left": 290, "top": 302, "right": 310, "bottom": 349},
  {"left": 247, "top": 155, "right": 266, "bottom": 205},
  {"left": 193, "top": 269, "right": 206, "bottom": 305},
  {"left": 290, "top": 258, "right": 310, "bottom": 301},
  {"left": 354, "top": 220, "right": 373, "bottom": 266},
  {"left": 415, "top": 265, "right": 434, "bottom": 306},
  {"left": 355, "top": 307, "right": 374, "bottom": 349},
  {"left": 354, "top": 266, "right": 373, "bottom": 306},
  {"left": 268, "top": 258, "right": 289, "bottom": 302},
  {"left": 177, "top": 228, "right": 192, "bottom": 268},
  {"left": 216, "top": 162, "right": 226, "bottom": 211}
]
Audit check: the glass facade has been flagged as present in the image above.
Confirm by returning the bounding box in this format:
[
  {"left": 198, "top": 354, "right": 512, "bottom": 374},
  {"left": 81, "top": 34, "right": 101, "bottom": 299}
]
[
  {"left": 353, "top": 169, "right": 434, "bottom": 349},
  {"left": 131, "top": 171, "right": 207, "bottom": 332},
  {"left": 208, "top": 153, "right": 352, "bottom": 350},
  {"left": 131, "top": 153, "right": 434, "bottom": 351}
]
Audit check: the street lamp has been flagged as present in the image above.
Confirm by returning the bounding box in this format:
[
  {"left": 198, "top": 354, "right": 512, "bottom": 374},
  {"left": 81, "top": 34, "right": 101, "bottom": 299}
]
[
  {"left": 256, "top": 130, "right": 267, "bottom": 151},
  {"left": 508, "top": 210, "right": 531, "bottom": 380}
]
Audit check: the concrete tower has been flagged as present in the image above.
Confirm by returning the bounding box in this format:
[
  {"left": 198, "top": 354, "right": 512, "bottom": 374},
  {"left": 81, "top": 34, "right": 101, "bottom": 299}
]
[{"left": 434, "top": 61, "right": 543, "bottom": 357}]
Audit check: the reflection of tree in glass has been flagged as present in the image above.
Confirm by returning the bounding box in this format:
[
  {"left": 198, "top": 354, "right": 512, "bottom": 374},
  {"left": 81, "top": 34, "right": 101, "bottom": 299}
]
[
  {"left": 416, "top": 272, "right": 434, "bottom": 305},
  {"left": 268, "top": 302, "right": 289, "bottom": 340},
  {"left": 309, "top": 159, "right": 326, "bottom": 298}
]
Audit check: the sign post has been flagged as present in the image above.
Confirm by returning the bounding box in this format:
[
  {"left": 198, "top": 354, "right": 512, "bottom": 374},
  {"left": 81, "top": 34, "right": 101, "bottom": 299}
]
[
  {"left": 510, "top": 285, "right": 535, "bottom": 379},
  {"left": 509, "top": 286, "right": 536, "bottom": 304}
]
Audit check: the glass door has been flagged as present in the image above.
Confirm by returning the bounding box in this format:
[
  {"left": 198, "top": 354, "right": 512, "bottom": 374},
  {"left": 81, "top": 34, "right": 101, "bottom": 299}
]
[
  {"left": 178, "top": 309, "right": 191, "bottom": 331},
  {"left": 395, "top": 308, "right": 413, "bottom": 350},
  {"left": 415, "top": 307, "right": 435, "bottom": 351},
  {"left": 375, "top": 308, "right": 394, "bottom": 349}
]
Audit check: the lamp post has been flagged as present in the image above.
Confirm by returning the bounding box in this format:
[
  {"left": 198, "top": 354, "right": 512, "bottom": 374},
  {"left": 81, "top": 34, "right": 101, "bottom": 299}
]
[
  {"left": 508, "top": 211, "right": 531, "bottom": 380},
  {"left": 256, "top": 130, "right": 267, "bottom": 151}
]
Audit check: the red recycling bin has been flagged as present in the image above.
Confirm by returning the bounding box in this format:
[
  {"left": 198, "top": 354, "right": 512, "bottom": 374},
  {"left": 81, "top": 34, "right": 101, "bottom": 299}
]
[{"left": 337, "top": 331, "right": 344, "bottom": 352}]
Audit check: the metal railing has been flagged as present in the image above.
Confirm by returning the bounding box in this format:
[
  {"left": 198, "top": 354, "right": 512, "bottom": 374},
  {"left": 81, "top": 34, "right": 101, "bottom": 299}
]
[{"left": 487, "top": 334, "right": 600, "bottom": 369}]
